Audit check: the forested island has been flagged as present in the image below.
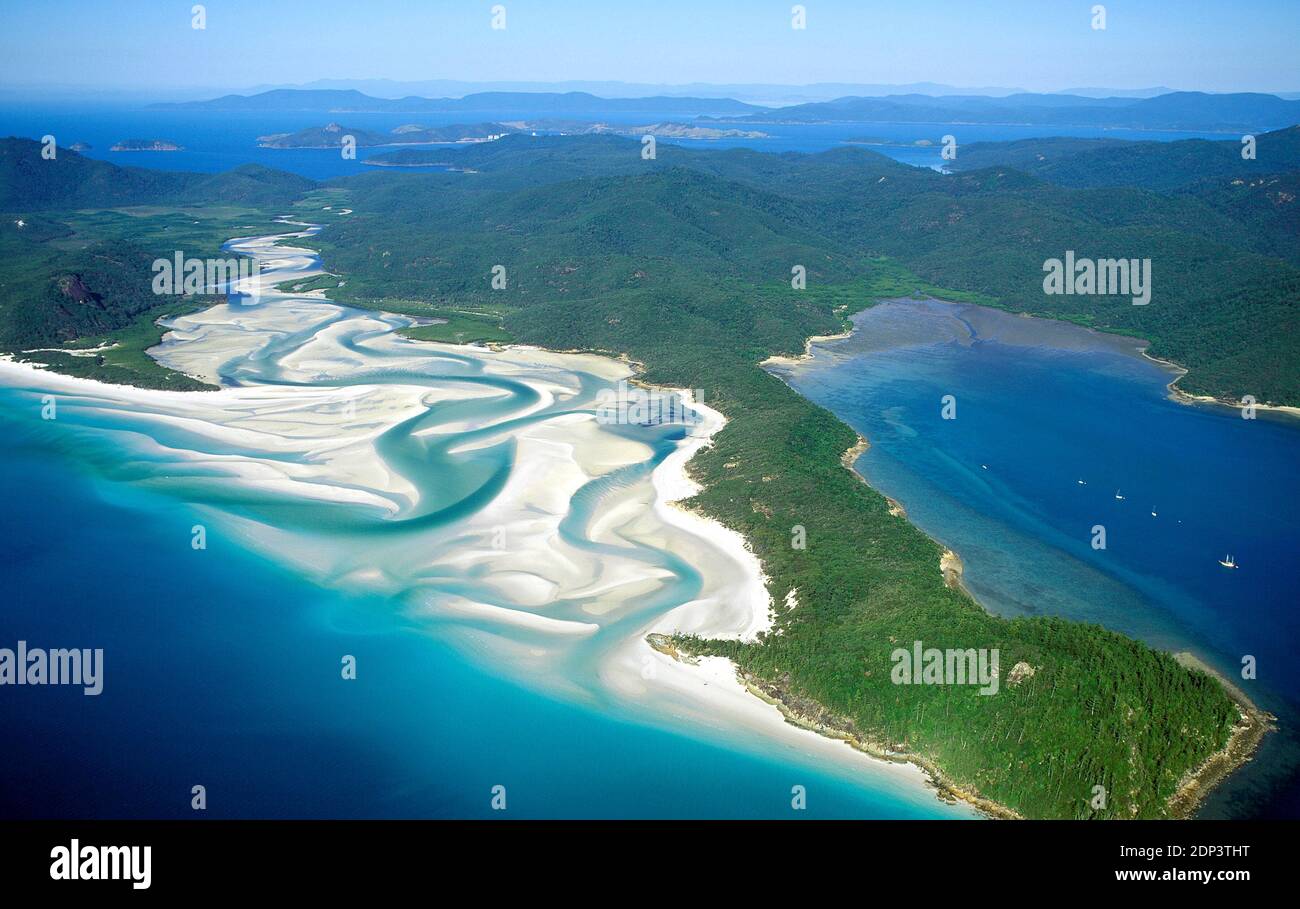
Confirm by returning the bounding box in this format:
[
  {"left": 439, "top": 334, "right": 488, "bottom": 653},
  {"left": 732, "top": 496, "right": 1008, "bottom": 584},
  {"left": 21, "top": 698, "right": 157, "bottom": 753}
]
[
  {"left": 110, "top": 139, "right": 184, "bottom": 152},
  {"left": 502, "top": 119, "right": 769, "bottom": 139},
  {"left": 257, "top": 121, "right": 512, "bottom": 148}
]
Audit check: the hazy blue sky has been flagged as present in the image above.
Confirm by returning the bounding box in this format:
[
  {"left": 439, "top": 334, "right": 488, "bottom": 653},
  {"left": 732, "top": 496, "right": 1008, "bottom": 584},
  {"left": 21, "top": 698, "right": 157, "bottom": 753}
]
[{"left": 1, "top": 0, "right": 1297, "bottom": 93}]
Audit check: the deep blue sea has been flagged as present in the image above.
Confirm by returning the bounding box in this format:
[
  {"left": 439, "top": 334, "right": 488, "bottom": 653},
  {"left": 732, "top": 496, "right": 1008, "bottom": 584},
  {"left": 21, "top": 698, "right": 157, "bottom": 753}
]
[
  {"left": 770, "top": 300, "right": 1300, "bottom": 819},
  {"left": 0, "top": 428, "right": 967, "bottom": 819},
  {"left": 0, "top": 102, "right": 1235, "bottom": 178}
]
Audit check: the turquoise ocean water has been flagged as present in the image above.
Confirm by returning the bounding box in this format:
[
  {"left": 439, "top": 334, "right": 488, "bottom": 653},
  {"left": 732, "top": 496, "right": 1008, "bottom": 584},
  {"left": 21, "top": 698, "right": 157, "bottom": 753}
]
[{"left": 0, "top": 235, "right": 971, "bottom": 819}]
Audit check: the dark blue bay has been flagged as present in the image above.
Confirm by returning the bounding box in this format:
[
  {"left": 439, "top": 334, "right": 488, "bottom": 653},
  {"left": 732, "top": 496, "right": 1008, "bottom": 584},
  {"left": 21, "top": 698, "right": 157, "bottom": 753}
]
[{"left": 771, "top": 299, "right": 1300, "bottom": 818}]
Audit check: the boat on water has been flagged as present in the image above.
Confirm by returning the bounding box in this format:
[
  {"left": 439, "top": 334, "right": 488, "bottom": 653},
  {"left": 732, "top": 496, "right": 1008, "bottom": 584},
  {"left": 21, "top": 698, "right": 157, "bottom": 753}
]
[
  {"left": 1219, "top": 554, "right": 1239, "bottom": 569},
  {"left": 1115, "top": 490, "right": 1125, "bottom": 500}
]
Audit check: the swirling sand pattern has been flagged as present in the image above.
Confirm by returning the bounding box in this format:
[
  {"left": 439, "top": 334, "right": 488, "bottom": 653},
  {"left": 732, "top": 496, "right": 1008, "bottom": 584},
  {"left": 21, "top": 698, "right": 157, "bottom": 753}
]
[
  {"left": 0, "top": 224, "right": 974, "bottom": 810},
  {"left": 1, "top": 225, "right": 765, "bottom": 688}
]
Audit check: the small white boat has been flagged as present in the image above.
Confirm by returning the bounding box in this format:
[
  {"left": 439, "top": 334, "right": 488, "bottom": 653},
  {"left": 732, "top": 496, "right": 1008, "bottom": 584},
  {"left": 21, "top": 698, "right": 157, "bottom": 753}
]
[
  {"left": 1077, "top": 479, "right": 1086, "bottom": 485},
  {"left": 981, "top": 464, "right": 988, "bottom": 470},
  {"left": 1114, "top": 490, "right": 1125, "bottom": 501},
  {"left": 1219, "top": 554, "right": 1238, "bottom": 569},
  {"left": 1151, "top": 510, "right": 1157, "bottom": 517}
]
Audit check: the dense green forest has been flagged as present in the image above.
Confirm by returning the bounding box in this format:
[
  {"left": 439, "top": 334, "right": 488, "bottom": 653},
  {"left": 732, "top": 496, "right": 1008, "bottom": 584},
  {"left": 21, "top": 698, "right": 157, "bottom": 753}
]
[
  {"left": 0, "top": 138, "right": 315, "bottom": 210},
  {"left": 293, "top": 135, "right": 1266, "bottom": 817},
  {"left": 308, "top": 131, "right": 1300, "bottom": 404},
  {"left": 0, "top": 138, "right": 304, "bottom": 387},
  {"left": 951, "top": 125, "right": 1300, "bottom": 190},
  {"left": 1, "top": 132, "right": 1283, "bottom": 815},
  {"left": 5, "top": 130, "right": 1297, "bottom": 401}
]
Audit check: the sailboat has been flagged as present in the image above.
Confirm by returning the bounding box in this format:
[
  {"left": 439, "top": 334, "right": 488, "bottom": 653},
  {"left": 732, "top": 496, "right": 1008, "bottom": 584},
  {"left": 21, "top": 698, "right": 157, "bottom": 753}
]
[
  {"left": 1114, "top": 490, "right": 1125, "bottom": 500},
  {"left": 1219, "top": 554, "right": 1238, "bottom": 569}
]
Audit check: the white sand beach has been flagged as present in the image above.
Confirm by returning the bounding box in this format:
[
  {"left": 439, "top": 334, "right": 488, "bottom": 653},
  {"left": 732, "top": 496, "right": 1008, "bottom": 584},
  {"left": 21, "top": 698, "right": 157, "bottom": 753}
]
[{"left": 0, "top": 224, "right": 973, "bottom": 816}]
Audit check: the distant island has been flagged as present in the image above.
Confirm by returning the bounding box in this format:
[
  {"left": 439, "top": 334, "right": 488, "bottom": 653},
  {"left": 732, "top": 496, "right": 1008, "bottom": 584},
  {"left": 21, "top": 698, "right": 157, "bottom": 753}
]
[
  {"left": 508, "top": 119, "right": 768, "bottom": 139},
  {"left": 356, "top": 122, "right": 767, "bottom": 165},
  {"left": 843, "top": 136, "right": 938, "bottom": 147},
  {"left": 68, "top": 142, "right": 92, "bottom": 152},
  {"left": 709, "top": 90, "right": 1300, "bottom": 132},
  {"left": 110, "top": 139, "right": 183, "bottom": 152},
  {"left": 257, "top": 121, "right": 511, "bottom": 149},
  {"left": 362, "top": 149, "right": 470, "bottom": 170}
]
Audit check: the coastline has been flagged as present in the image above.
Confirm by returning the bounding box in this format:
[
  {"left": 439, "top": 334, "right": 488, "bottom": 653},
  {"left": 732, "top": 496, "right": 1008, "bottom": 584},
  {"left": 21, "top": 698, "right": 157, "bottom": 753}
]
[
  {"left": 639, "top": 404, "right": 1002, "bottom": 817},
  {"left": 603, "top": 377, "right": 981, "bottom": 813},
  {"left": 169, "top": 222, "right": 967, "bottom": 809},
  {"left": 10, "top": 221, "right": 1274, "bottom": 818},
  {"left": 1167, "top": 652, "right": 1277, "bottom": 818},
  {"left": 737, "top": 296, "right": 1276, "bottom": 818},
  {"left": 759, "top": 327, "right": 854, "bottom": 369},
  {"left": 866, "top": 292, "right": 1300, "bottom": 419},
  {"left": 646, "top": 387, "right": 774, "bottom": 642},
  {"left": 2, "top": 224, "right": 972, "bottom": 816},
  {"left": 561, "top": 365, "right": 980, "bottom": 814},
  {"left": 603, "top": 350, "right": 998, "bottom": 816},
  {"left": 1140, "top": 348, "right": 1300, "bottom": 419},
  {"left": 647, "top": 633, "right": 1016, "bottom": 818}
]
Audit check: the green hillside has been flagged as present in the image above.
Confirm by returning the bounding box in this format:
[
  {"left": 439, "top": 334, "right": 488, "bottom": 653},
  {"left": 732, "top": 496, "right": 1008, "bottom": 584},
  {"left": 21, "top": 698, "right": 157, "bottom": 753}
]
[
  {"left": 951, "top": 125, "right": 1300, "bottom": 191},
  {"left": 315, "top": 134, "right": 1300, "bottom": 405},
  {"left": 0, "top": 138, "right": 315, "bottom": 209},
  {"left": 0, "top": 139, "right": 304, "bottom": 387},
  {"left": 298, "top": 143, "right": 1250, "bottom": 818}
]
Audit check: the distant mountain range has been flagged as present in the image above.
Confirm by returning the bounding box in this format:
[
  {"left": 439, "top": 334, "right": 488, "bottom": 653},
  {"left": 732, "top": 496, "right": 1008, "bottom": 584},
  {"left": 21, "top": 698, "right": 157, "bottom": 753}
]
[
  {"left": 167, "top": 79, "right": 1272, "bottom": 104},
  {"left": 725, "top": 91, "right": 1300, "bottom": 132},
  {"left": 153, "top": 88, "right": 1300, "bottom": 133},
  {"left": 239, "top": 79, "right": 1038, "bottom": 104},
  {"left": 152, "top": 90, "right": 763, "bottom": 117},
  {"left": 1057, "top": 86, "right": 1179, "bottom": 99},
  {"left": 11, "top": 80, "right": 1300, "bottom": 105}
]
